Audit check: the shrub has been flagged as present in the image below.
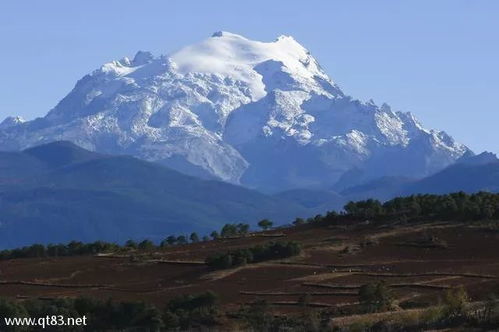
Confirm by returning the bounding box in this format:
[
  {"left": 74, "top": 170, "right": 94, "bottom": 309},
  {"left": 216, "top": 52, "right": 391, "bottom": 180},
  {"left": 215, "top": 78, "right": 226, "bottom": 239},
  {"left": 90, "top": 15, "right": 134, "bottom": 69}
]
[
  {"left": 420, "top": 306, "right": 446, "bottom": 326},
  {"left": 0, "top": 297, "right": 164, "bottom": 331},
  {"left": 221, "top": 224, "right": 238, "bottom": 237},
  {"left": 190, "top": 232, "right": 200, "bottom": 243},
  {"left": 165, "top": 235, "right": 177, "bottom": 246},
  {"left": 443, "top": 286, "right": 469, "bottom": 317},
  {"left": 138, "top": 239, "right": 154, "bottom": 250},
  {"left": 165, "top": 291, "right": 219, "bottom": 329},
  {"left": 176, "top": 235, "right": 188, "bottom": 245},
  {"left": 258, "top": 219, "right": 273, "bottom": 230},
  {"left": 293, "top": 217, "right": 306, "bottom": 225},
  {"left": 359, "top": 281, "right": 394, "bottom": 312},
  {"left": 237, "top": 299, "right": 272, "bottom": 331},
  {"left": 205, "top": 241, "right": 301, "bottom": 269}
]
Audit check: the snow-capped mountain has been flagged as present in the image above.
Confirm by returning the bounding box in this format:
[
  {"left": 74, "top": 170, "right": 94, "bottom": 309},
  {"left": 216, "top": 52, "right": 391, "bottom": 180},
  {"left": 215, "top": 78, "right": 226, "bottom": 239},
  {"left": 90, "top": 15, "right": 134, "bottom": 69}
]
[
  {"left": 0, "top": 116, "right": 25, "bottom": 129},
  {"left": 0, "top": 32, "right": 471, "bottom": 192}
]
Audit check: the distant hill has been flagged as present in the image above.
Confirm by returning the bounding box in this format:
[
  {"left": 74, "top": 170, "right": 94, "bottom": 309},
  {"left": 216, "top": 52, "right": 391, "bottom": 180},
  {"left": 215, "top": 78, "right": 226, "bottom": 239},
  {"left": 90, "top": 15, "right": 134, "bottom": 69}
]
[
  {"left": 23, "top": 140, "right": 100, "bottom": 168},
  {"left": 340, "top": 176, "right": 414, "bottom": 201},
  {"left": 340, "top": 152, "right": 499, "bottom": 200},
  {"left": 273, "top": 189, "right": 346, "bottom": 213},
  {"left": 0, "top": 142, "right": 307, "bottom": 248},
  {"left": 402, "top": 158, "right": 499, "bottom": 195}
]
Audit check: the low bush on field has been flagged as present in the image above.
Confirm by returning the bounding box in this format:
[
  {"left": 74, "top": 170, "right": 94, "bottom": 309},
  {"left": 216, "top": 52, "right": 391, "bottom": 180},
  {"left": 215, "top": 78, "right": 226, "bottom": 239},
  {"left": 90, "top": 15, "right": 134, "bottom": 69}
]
[
  {"left": 205, "top": 241, "right": 301, "bottom": 269},
  {"left": 358, "top": 281, "right": 394, "bottom": 313}
]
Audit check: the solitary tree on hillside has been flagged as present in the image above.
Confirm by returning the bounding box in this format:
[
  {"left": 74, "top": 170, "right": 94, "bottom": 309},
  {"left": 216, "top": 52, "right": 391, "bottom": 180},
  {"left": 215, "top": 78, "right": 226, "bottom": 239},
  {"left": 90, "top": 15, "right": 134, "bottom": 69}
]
[
  {"left": 165, "top": 235, "right": 177, "bottom": 246},
  {"left": 190, "top": 232, "right": 200, "bottom": 243},
  {"left": 237, "top": 223, "right": 250, "bottom": 235},
  {"left": 258, "top": 219, "right": 273, "bottom": 231},
  {"left": 125, "top": 240, "right": 138, "bottom": 249},
  {"left": 138, "top": 239, "right": 155, "bottom": 250},
  {"left": 221, "top": 224, "right": 238, "bottom": 237},
  {"left": 293, "top": 218, "right": 305, "bottom": 226},
  {"left": 176, "top": 235, "right": 188, "bottom": 245},
  {"left": 210, "top": 231, "right": 219, "bottom": 240},
  {"left": 27, "top": 244, "right": 46, "bottom": 258}
]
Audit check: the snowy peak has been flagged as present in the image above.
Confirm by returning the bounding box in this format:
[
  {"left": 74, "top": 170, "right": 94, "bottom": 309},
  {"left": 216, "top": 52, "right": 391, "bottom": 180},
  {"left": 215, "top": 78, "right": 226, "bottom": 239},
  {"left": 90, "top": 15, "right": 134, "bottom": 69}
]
[
  {"left": 0, "top": 32, "right": 471, "bottom": 192},
  {"left": 211, "top": 31, "right": 246, "bottom": 38},
  {"left": 170, "top": 32, "right": 334, "bottom": 100},
  {"left": 0, "top": 116, "right": 25, "bottom": 129},
  {"left": 132, "top": 51, "right": 154, "bottom": 65}
]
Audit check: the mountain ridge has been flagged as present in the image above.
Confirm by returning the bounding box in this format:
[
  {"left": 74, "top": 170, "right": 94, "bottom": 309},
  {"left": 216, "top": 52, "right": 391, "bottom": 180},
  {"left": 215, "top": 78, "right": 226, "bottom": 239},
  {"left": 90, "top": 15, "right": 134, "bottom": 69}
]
[
  {"left": 0, "top": 32, "right": 470, "bottom": 192},
  {"left": 0, "top": 141, "right": 308, "bottom": 248},
  {"left": 335, "top": 152, "right": 499, "bottom": 202}
]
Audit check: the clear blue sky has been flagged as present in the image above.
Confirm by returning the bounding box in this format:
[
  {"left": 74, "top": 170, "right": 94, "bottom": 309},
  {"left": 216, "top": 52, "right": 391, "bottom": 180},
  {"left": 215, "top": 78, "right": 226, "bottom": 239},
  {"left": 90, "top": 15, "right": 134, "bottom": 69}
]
[{"left": 1, "top": 0, "right": 497, "bottom": 153}]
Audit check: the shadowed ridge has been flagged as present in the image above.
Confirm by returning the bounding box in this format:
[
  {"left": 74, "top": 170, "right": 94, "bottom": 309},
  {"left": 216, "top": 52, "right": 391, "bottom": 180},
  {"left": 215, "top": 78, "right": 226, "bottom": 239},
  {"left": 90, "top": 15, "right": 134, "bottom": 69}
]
[{"left": 23, "top": 141, "right": 103, "bottom": 169}]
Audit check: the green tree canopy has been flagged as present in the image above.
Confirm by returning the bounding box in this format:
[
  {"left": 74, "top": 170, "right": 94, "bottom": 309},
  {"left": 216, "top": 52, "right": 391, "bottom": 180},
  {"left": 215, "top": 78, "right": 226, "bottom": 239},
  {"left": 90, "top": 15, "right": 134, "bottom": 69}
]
[{"left": 257, "top": 219, "right": 273, "bottom": 230}]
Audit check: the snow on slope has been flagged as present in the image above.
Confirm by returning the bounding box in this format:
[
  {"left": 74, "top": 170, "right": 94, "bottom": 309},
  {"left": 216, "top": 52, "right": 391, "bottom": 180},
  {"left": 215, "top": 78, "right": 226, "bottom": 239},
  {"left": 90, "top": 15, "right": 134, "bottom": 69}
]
[
  {"left": 171, "top": 31, "right": 331, "bottom": 100},
  {"left": 0, "top": 116, "right": 25, "bottom": 129},
  {"left": 0, "top": 32, "right": 471, "bottom": 192}
]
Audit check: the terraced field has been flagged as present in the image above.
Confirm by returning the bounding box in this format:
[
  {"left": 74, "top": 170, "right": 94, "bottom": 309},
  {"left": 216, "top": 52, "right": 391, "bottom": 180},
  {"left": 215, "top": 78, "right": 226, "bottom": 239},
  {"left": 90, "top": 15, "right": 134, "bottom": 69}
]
[{"left": 1, "top": 220, "right": 498, "bottom": 329}]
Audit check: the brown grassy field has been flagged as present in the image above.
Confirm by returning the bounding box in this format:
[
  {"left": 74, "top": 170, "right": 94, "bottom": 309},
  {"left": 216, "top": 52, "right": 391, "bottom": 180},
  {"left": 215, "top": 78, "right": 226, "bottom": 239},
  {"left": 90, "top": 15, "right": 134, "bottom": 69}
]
[{"left": 1, "top": 220, "right": 498, "bottom": 329}]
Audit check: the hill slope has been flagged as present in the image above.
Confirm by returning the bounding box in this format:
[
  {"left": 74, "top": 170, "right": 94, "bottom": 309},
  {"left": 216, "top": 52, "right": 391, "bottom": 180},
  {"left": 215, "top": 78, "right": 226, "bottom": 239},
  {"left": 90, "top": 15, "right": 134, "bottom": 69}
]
[
  {"left": 0, "top": 194, "right": 498, "bottom": 331},
  {"left": 340, "top": 152, "right": 499, "bottom": 200},
  {"left": 403, "top": 158, "right": 499, "bottom": 195},
  {"left": 0, "top": 142, "right": 307, "bottom": 248}
]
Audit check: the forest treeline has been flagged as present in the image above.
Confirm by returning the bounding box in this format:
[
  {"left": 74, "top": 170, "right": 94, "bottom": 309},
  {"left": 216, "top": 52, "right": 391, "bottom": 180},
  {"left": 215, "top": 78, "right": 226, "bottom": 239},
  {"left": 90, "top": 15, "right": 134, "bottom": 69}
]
[
  {"left": 342, "top": 191, "right": 499, "bottom": 221},
  {"left": 0, "top": 222, "right": 257, "bottom": 260},
  {"left": 1, "top": 191, "right": 498, "bottom": 261}
]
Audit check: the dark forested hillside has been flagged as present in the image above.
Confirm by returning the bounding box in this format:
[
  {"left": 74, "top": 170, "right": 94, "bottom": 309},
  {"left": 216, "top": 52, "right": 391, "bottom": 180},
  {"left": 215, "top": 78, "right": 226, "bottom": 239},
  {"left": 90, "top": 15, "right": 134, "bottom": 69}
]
[
  {"left": 0, "top": 142, "right": 307, "bottom": 248},
  {"left": 338, "top": 153, "right": 499, "bottom": 201},
  {"left": 1, "top": 191, "right": 499, "bottom": 331}
]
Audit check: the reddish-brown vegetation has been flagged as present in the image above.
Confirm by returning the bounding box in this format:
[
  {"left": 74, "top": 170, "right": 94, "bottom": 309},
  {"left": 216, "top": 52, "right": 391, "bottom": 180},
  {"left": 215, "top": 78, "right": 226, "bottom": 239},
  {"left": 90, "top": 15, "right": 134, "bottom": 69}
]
[{"left": 0, "top": 220, "right": 498, "bottom": 329}]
